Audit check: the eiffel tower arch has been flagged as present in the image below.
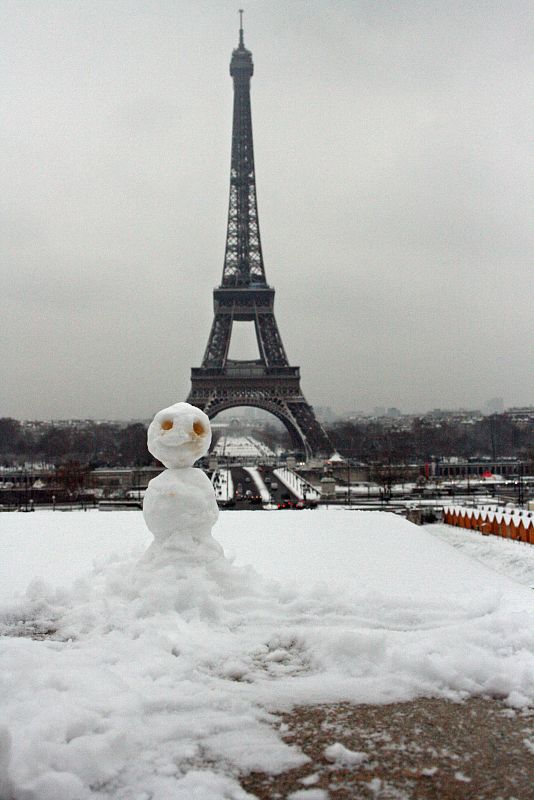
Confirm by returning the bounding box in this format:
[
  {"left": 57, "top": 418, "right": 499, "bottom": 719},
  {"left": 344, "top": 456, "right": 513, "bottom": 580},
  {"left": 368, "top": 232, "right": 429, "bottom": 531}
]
[{"left": 187, "top": 18, "right": 332, "bottom": 460}]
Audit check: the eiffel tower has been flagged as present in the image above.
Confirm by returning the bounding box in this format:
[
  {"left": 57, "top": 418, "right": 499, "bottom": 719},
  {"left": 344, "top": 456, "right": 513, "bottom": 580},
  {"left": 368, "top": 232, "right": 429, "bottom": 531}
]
[{"left": 187, "top": 16, "right": 332, "bottom": 459}]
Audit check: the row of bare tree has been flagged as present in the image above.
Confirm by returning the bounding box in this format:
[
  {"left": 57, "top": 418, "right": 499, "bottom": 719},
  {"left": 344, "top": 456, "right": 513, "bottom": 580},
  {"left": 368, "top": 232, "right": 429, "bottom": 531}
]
[
  {"left": 327, "top": 415, "right": 534, "bottom": 464},
  {"left": 1, "top": 413, "right": 533, "bottom": 468}
]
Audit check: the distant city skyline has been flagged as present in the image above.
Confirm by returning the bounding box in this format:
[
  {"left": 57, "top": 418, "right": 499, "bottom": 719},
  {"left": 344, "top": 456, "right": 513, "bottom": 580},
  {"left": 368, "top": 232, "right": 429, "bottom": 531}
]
[
  {"left": 1, "top": 1, "right": 532, "bottom": 420},
  {"left": 10, "top": 397, "right": 532, "bottom": 425}
]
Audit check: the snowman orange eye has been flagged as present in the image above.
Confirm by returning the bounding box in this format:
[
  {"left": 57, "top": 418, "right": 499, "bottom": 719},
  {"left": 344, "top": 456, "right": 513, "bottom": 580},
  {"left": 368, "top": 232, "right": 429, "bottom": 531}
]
[
  {"left": 193, "top": 420, "right": 205, "bottom": 436},
  {"left": 161, "top": 419, "right": 173, "bottom": 431}
]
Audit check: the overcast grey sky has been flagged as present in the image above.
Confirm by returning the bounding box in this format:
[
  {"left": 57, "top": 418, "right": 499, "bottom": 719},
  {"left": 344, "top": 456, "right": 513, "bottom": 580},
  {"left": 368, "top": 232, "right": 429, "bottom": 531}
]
[{"left": 1, "top": 0, "right": 532, "bottom": 420}]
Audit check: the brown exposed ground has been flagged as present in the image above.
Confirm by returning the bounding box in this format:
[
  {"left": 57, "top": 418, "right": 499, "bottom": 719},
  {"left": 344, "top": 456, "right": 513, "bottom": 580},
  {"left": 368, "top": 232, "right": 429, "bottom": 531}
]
[{"left": 241, "top": 697, "right": 534, "bottom": 799}]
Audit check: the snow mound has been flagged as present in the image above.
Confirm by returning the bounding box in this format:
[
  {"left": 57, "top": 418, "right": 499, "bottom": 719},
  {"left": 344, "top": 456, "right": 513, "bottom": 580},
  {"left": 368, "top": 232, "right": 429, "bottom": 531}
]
[
  {"left": 426, "top": 523, "right": 534, "bottom": 587},
  {"left": 0, "top": 511, "right": 533, "bottom": 799}
]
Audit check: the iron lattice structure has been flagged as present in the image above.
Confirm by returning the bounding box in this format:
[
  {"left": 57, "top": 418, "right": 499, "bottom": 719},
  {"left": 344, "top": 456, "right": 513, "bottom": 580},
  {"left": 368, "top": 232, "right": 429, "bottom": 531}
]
[{"left": 187, "top": 21, "right": 332, "bottom": 459}]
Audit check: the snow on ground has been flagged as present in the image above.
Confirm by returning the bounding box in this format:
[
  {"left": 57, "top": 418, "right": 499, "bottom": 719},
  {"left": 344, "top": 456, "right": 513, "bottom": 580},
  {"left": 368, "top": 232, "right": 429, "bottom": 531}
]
[
  {"left": 272, "top": 468, "right": 320, "bottom": 501},
  {"left": 1, "top": 511, "right": 533, "bottom": 799},
  {"left": 212, "top": 436, "right": 274, "bottom": 460},
  {"left": 243, "top": 467, "right": 270, "bottom": 502},
  {"left": 334, "top": 482, "right": 381, "bottom": 497},
  {"left": 426, "top": 522, "right": 534, "bottom": 588}
]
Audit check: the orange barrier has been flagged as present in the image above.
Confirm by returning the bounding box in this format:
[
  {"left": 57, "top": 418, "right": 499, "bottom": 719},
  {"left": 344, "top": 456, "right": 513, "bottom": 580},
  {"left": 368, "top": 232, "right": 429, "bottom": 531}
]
[{"left": 443, "top": 506, "right": 534, "bottom": 546}]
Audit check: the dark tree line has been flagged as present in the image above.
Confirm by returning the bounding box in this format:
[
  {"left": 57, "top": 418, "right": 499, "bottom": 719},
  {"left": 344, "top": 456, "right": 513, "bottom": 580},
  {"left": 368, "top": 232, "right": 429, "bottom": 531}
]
[
  {"left": 0, "top": 417, "right": 291, "bottom": 468},
  {"left": 0, "top": 419, "right": 152, "bottom": 467},
  {"left": 1, "top": 413, "right": 533, "bottom": 468},
  {"left": 326, "top": 415, "right": 534, "bottom": 464}
]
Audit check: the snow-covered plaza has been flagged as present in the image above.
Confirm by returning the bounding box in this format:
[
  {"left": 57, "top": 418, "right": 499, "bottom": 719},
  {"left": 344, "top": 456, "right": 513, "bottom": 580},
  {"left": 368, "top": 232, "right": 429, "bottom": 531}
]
[{"left": 1, "top": 509, "right": 533, "bottom": 799}]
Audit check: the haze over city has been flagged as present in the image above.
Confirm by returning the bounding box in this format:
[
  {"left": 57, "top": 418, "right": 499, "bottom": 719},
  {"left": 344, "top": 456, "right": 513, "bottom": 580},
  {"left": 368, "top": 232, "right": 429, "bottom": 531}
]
[{"left": 2, "top": 0, "right": 532, "bottom": 420}]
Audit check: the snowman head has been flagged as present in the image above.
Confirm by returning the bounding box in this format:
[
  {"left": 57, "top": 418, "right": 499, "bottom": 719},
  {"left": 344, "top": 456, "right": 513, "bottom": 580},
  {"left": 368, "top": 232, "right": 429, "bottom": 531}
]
[{"left": 147, "top": 402, "right": 211, "bottom": 468}]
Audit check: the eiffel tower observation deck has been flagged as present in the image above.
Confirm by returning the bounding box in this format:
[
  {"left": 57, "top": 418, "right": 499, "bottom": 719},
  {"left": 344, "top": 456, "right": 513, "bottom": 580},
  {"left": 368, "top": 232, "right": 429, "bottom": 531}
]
[{"left": 187, "top": 15, "right": 332, "bottom": 459}]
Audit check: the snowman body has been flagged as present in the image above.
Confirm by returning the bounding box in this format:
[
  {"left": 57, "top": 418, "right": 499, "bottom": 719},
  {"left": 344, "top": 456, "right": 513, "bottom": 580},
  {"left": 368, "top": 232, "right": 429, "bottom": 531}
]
[
  {"left": 144, "top": 468, "right": 218, "bottom": 545},
  {"left": 142, "top": 402, "right": 220, "bottom": 561}
]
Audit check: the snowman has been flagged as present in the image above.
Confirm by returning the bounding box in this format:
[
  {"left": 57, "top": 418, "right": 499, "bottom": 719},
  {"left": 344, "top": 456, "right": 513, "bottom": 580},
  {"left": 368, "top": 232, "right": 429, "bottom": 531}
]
[{"left": 141, "top": 402, "right": 222, "bottom": 564}]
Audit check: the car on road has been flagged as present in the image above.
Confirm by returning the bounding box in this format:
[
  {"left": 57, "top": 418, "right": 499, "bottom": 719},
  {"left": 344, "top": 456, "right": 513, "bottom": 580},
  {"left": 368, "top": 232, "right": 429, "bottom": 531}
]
[{"left": 277, "top": 499, "right": 318, "bottom": 510}]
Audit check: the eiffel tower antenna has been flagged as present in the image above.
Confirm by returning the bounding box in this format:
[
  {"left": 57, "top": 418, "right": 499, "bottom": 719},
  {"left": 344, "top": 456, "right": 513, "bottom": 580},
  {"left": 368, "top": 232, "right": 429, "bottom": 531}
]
[
  {"left": 187, "top": 22, "right": 332, "bottom": 459},
  {"left": 239, "top": 9, "right": 244, "bottom": 47}
]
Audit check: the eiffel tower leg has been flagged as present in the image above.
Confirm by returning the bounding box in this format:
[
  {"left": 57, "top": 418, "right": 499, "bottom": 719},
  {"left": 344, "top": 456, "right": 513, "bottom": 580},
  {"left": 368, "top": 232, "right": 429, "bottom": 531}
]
[
  {"left": 256, "top": 313, "right": 288, "bottom": 366},
  {"left": 200, "top": 313, "right": 232, "bottom": 369},
  {"left": 285, "top": 398, "right": 332, "bottom": 458}
]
